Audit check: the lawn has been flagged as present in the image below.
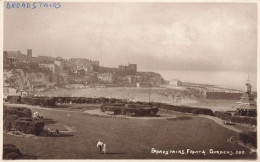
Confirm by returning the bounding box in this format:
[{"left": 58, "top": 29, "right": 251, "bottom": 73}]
[{"left": 3, "top": 104, "right": 256, "bottom": 159}]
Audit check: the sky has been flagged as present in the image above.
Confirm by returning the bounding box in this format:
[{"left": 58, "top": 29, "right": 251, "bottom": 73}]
[{"left": 4, "top": 2, "right": 257, "bottom": 72}]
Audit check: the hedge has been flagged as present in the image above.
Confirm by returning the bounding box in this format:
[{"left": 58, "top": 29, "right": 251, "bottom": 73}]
[
  {"left": 14, "top": 117, "right": 44, "bottom": 135},
  {"left": 214, "top": 111, "right": 257, "bottom": 125},
  {"left": 3, "top": 106, "right": 32, "bottom": 118},
  {"left": 239, "top": 131, "right": 257, "bottom": 147},
  {"left": 3, "top": 106, "right": 44, "bottom": 135},
  {"left": 6, "top": 96, "right": 21, "bottom": 104},
  {"left": 101, "top": 104, "right": 159, "bottom": 116},
  {"left": 230, "top": 116, "right": 257, "bottom": 125},
  {"left": 19, "top": 96, "right": 214, "bottom": 116},
  {"left": 214, "top": 111, "right": 232, "bottom": 121},
  {"left": 3, "top": 144, "right": 22, "bottom": 160},
  {"left": 3, "top": 144, "right": 37, "bottom": 159},
  {"left": 3, "top": 114, "right": 19, "bottom": 131}
]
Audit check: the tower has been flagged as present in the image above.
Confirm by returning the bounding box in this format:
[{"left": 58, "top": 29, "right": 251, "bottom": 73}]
[{"left": 27, "top": 49, "right": 32, "bottom": 61}]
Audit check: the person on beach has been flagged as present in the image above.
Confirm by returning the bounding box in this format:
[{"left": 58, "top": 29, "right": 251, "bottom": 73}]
[
  {"left": 103, "top": 143, "right": 107, "bottom": 154},
  {"left": 97, "top": 140, "right": 103, "bottom": 153}
]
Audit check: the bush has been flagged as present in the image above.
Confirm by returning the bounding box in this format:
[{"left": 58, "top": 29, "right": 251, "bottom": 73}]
[
  {"left": 109, "top": 98, "right": 117, "bottom": 103},
  {"left": 3, "top": 144, "right": 37, "bottom": 159},
  {"left": 214, "top": 111, "right": 232, "bottom": 121},
  {"left": 239, "top": 131, "right": 257, "bottom": 147},
  {"left": 3, "top": 144, "right": 22, "bottom": 159},
  {"left": 14, "top": 117, "right": 32, "bottom": 134},
  {"left": 198, "top": 108, "right": 213, "bottom": 115},
  {"left": 230, "top": 116, "right": 256, "bottom": 125},
  {"left": 14, "top": 117, "right": 45, "bottom": 135},
  {"left": 3, "top": 115, "right": 18, "bottom": 131},
  {"left": 246, "top": 110, "right": 257, "bottom": 117},
  {"left": 30, "top": 120, "right": 45, "bottom": 135},
  {"left": 6, "top": 96, "right": 21, "bottom": 104},
  {"left": 192, "top": 109, "right": 199, "bottom": 114},
  {"left": 3, "top": 106, "right": 32, "bottom": 118}
]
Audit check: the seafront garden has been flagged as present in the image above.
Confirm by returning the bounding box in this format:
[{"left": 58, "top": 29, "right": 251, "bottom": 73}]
[{"left": 3, "top": 94, "right": 257, "bottom": 159}]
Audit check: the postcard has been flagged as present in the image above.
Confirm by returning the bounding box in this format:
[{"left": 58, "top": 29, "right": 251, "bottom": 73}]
[{"left": 1, "top": 0, "right": 258, "bottom": 160}]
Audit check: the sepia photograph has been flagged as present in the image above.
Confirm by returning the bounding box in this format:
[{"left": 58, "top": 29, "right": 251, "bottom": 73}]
[{"left": 1, "top": 0, "right": 258, "bottom": 160}]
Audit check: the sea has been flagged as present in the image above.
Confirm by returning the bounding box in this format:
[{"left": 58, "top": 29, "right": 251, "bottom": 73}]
[{"left": 149, "top": 70, "right": 257, "bottom": 91}]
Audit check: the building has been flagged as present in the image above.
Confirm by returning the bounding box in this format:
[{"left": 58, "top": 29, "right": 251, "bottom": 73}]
[
  {"left": 118, "top": 64, "right": 137, "bottom": 75},
  {"left": 7, "top": 58, "right": 19, "bottom": 68},
  {"left": 97, "top": 73, "right": 114, "bottom": 83},
  {"left": 54, "top": 60, "right": 64, "bottom": 73},
  {"left": 39, "top": 63, "right": 56, "bottom": 73},
  {"left": 3, "top": 51, "right": 8, "bottom": 60},
  {"left": 169, "top": 79, "right": 182, "bottom": 86},
  {"left": 69, "top": 58, "right": 99, "bottom": 73},
  {"left": 27, "top": 49, "right": 32, "bottom": 61},
  {"left": 128, "top": 64, "right": 137, "bottom": 73},
  {"left": 136, "top": 82, "right": 152, "bottom": 88}
]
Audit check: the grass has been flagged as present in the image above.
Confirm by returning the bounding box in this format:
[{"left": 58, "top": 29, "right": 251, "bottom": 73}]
[{"left": 3, "top": 104, "right": 256, "bottom": 159}]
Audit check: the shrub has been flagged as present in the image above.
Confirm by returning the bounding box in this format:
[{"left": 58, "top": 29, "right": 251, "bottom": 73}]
[
  {"left": 198, "top": 109, "right": 213, "bottom": 115},
  {"left": 246, "top": 110, "right": 257, "bottom": 117},
  {"left": 239, "top": 131, "right": 257, "bottom": 147},
  {"left": 114, "top": 108, "right": 121, "bottom": 115},
  {"left": 3, "top": 115, "right": 18, "bottom": 131},
  {"left": 214, "top": 111, "right": 232, "bottom": 121},
  {"left": 6, "top": 96, "right": 21, "bottom": 104},
  {"left": 109, "top": 98, "right": 116, "bottom": 103},
  {"left": 14, "top": 117, "right": 32, "bottom": 134},
  {"left": 14, "top": 117, "right": 45, "bottom": 135},
  {"left": 230, "top": 116, "right": 256, "bottom": 125},
  {"left": 4, "top": 106, "right": 32, "bottom": 118},
  {"left": 192, "top": 109, "right": 199, "bottom": 114},
  {"left": 248, "top": 118, "right": 257, "bottom": 125},
  {"left": 30, "top": 120, "right": 45, "bottom": 135},
  {"left": 3, "top": 144, "right": 22, "bottom": 160}
]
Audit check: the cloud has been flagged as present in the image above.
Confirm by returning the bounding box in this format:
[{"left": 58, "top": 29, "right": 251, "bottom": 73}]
[{"left": 4, "top": 3, "right": 257, "bottom": 72}]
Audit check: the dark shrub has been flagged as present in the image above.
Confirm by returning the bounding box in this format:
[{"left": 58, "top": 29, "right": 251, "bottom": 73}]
[
  {"left": 230, "top": 116, "right": 256, "bottom": 125},
  {"left": 3, "top": 115, "right": 18, "bottom": 131},
  {"left": 79, "top": 97, "right": 86, "bottom": 103},
  {"left": 70, "top": 97, "right": 77, "bottom": 104},
  {"left": 248, "top": 118, "right": 257, "bottom": 125},
  {"left": 246, "top": 110, "right": 257, "bottom": 117},
  {"left": 89, "top": 98, "right": 95, "bottom": 104},
  {"left": 14, "top": 117, "right": 44, "bottom": 135},
  {"left": 114, "top": 108, "right": 121, "bottom": 115},
  {"left": 192, "top": 109, "right": 199, "bottom": 114},
  {"left": 151, "top": 108, "right": 158, "bottom": 116},
  {"left": 85, "top": 98, "right": 91, "bottom": 104},
  {"left": 239, "top": 131, "right": 257, "bottom": 147},
  {"left": 6, "top": 96, "right": 21, "bottom": 104},
  {"left": 99, "top": 97, "right": 105, "bottom": 103},
  {"left": 4, "top": 106, "right": 32, "bottom": 118},
  {"left": 14, "top": 117, "right": 32, "bottom": 134},
  {"left": 198, "top": 109, "right": 213, "bottom": 115},
  {"left": 95, "top": 98, "right": 101, "bottom": 104},
  {"left": 121, "top": 109, "right": 126, "bottom": 115},
  {"left": 214, "top": 111, "right": 232, "bottom": 121},
  {"left": 30, "top": 120, "right": 45, "bottom": 135},
  {"left": 109, "top": 98, "right": 116, "bottom": 103},
  {"left": 3, "top": 144, "right": 22, "bottom": 160},
  {"left": 64, "top": 97, "right": 71, "bottom": 104}
]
